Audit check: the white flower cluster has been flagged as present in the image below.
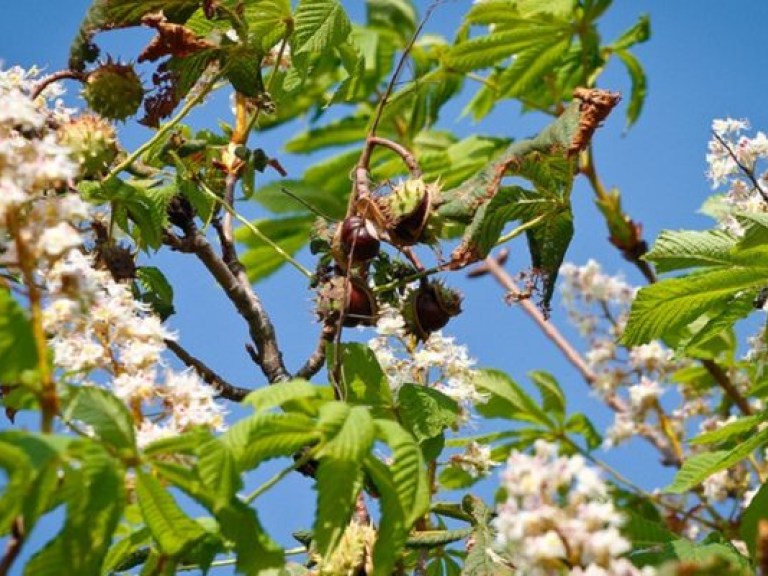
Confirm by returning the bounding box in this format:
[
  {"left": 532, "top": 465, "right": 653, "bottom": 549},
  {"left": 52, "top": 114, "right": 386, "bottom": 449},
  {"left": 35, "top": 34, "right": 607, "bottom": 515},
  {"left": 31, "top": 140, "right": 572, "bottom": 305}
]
[
  {"left": 559, "top": 261, "right": 682, "bottom": 449},
  {"left": 44, "top": 252, "right": 226, "bottom": 446},
  {"left": 449, "top": 440, "right": 498, "bottom": 478},
  {"left": 706, "top": 117, "right": 768, "bottom": 235},
  {"left": 0, "top": 66, "right": 225, "bottom": 446},
  {"left": 494, "top": 441, "right": 654, "bottom": 576},
  {"left": 368, "top": 304, "right": 484, "bottom": 420}
]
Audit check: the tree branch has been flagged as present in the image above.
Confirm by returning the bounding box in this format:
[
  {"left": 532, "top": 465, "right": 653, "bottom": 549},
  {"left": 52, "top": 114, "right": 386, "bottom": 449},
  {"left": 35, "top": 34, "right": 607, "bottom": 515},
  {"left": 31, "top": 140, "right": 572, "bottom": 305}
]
[
  {"left": 294, "top": 320, "right": 337, "bottom": 380},
  {"left": 164, "top": 339, "right": 250, "bottom": 401},
  {"left": 478, "top": 253, "right": 681, "bottom": 467},
  {"left": 164, "top": 229, "right": 290, "bottom": 383}
]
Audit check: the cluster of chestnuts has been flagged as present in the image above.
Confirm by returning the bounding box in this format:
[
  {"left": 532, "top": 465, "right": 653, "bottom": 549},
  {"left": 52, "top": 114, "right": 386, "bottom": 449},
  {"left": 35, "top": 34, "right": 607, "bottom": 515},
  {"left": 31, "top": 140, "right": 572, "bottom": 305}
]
[{"left": 315, "top": 178, "right": 462, "bottom": 340}]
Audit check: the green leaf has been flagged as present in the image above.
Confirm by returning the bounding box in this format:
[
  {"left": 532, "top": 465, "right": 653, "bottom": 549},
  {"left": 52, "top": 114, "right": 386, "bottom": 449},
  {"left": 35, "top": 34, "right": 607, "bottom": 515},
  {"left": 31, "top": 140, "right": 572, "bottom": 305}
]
[
  {"left": 529, "top": 371, "right": 565, "bottom": 423},
  {"left": 367, "top": 0, "right": 417, "bottom": 42},
  {"left": 644, "top": 229, "right": 737, "bottom": 273},
  {"left": 216, "top": 499, "right": 285, "bottom": 575},
  {"left": 63, "top": 386, "right": 137, "bottom": 457},
  {"left": 682, "top": 292, "right": 755, "bottom": 355},
  {"left": 25, "top": 441, "right": 124, "bottom": 576},
  {"left": 222, "top": 412, "right": 320, "bottom": 471},
  {"left": 332, "top": 343, "right": 393, "bottom": 408},
  {"left": 374, "top": 419, "right": 429, "bottom": 526},
  {"left": 236, "top": 215, "right": 314, "bottom": 282},
  {"left": 313, "top": 457, "right": 364, "bottom": 558},
  {"left": 610, "top": 14, "right": 651, "bottom": 51},
  {"left": 135, "top": 469, "right": 207, "bottom": 557},
  {"left": 474, "top": 369, "right": 552, "bottom": 427},
  {"left": 364, "top": 456, "right": 408, "bottom": 576},
  {"left": 243, "top": 0, "right": 292, "bottom": 52},
  {"left": 142, "top": 427, "right": 212, "bottom": 457},
  {"left": 564, "top": 413, "right": 602, "bottom": 450},
  {"left": 0, "top": 288, "right": 38, "bottom": 383},
  {"left": 735, "top": 210, "right": 768, "bottom": 249},
  {"left": 614, "top": 49, "right": 647, "bottom": 129},
  {"left": 623, "top": 258, "right": 768, "bottom": 347},
  {"left": 691, "top": 413, "right": 762, "bottom": 445},
  {"left": 461, "top": 496, "right": 513, "bottom": 576},
  {"left": 318, "top": 403, "right": 375, "bottom": 461},
  {"left": 135, "top": 266, "right": 175, "bottom": 320},
  {"left": 631, "top": 535, "right": 752, "bottom": 574},
  {"left": 740, "top": 481, "right": 768, "bottom": 559},
  {"left": 102, "top": 528, "right": 151, "bottom": 574},
  {"left": 293, "top": 0, "right": 352, "bottom": 55},
  {"left": 438, "top": 465, "right": 477, "bottom": 490},
  {"left": 397, "top": 384, "right": 460, "bottom": 443},
  {"left": 253, "top": 179, "right": 347, "bottom": 220},
  {"left": 285, "top": 115, "right": 370, "bottom": 153},
  {"left": 0, "top": 439, "right": 33, "bottom": 533},
  {"left": 667, "top": 428, "right": 768, "bottom": 493},
  {"left": 197, "top": 438, "right": 241, "bottom": 511},
  {"left": 623, "top": 510, "right": 676, "bottom": 550},
  {"left": 242, "top": 378, "right": 325, "bottom": 414}
]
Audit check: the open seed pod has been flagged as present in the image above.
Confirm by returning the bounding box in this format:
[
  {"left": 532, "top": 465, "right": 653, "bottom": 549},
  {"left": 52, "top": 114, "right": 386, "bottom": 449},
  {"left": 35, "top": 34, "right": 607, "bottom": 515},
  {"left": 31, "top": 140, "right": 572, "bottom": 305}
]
[
  {"left": 358, "top": 178, "right": 440, "bottom": 247},
  {"left": 331, "top": 215, "right": 381, "bottom": 268},
  {"left": 316, "top": 275, "right": 378, "bottom": 328},
  {"left": 403, "top": 280, "right": 462, "bottom": 340}
]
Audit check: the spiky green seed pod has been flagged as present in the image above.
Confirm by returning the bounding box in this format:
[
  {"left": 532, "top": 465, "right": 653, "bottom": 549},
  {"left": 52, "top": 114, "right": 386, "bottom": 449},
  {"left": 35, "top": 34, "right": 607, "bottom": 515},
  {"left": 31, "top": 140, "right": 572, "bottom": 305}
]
[
  {"left": 58, "top": 114, "right": 119, "bottom": 179},
  {"left": 403, "top": 280, "right": 462, "bottom": 340},
  {"left": 83, "top": 61, "right": 144, "bottom": 121},
  {"left": 372, "top": 178, "right": 440, "bottom": 246}
]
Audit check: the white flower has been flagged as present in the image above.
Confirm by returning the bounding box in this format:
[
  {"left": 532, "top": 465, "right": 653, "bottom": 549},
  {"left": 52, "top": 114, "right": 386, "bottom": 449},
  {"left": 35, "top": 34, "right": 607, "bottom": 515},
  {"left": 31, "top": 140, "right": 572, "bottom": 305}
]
[{"left": 37, "top": 222, "right": 82, "bottom": 257}]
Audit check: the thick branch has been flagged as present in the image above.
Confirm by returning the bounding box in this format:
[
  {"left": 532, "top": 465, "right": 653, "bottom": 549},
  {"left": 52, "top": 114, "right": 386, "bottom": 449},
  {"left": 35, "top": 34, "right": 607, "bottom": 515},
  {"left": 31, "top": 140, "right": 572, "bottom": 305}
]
[
  {"left": 165, "top": 339, "right": 250, "bottom": 401},
  {"left": 164, "top": 229, "right": 290, "bottom": 383}
]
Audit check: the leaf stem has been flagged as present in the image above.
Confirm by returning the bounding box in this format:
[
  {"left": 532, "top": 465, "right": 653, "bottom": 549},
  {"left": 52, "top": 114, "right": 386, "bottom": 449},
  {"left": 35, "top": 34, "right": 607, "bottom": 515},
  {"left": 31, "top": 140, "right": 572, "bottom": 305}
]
[
  {"left": 243, "top": 449, "right": 316, "bottom": 504},
  {"left": 494, "top": 212, "right": 550, "bottom": 246}
]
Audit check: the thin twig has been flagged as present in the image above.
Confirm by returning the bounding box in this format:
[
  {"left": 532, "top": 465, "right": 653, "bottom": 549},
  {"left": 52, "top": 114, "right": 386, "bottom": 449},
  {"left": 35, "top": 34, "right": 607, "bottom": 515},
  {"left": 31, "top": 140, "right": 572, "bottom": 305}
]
[
  {"left": 30, "top": 69, "right": 86, "bottom": 100},
  {"left": 701, "top": 359, "right": 752, "bottom": 416},
  {"left": 0, "top": 518, "right": 24, "bottom": 576},
  {"left": 368, "top": 136, "right": 423, "bottom": 179},
  {"left": 479, "top": 253, "right": 681, "bottom": 466},
  {"left": 295, "top": 321, "right": 337, "bottom": 380},
  {"left": 163, "top": 229, "right": 291, "bottom": 383},
  {"left": 164, "top": 339, "right": 250, "bottom": 401}
]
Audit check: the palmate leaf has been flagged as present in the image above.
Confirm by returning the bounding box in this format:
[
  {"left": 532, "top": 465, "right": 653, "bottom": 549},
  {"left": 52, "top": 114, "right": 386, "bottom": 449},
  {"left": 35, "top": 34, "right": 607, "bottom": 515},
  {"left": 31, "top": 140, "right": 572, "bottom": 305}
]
[
  {"left": 622, "top": 254, "right": 768, "bottom": 347},
  {"left": 253, "top": 179, "right": 348, "bottom": 220},
  {"left": 243, "top": 0, "right": 292, "bottom": 52},
  {"left": 242, "top": 378, "right": 327, "bottom": 414},
  {"left": 367, "top": 0, "right": 417, "bottom": 42},
  {"left": 196, "top": 438, "right": 241, "bottom": 512},
  {"left": 615, "top": 49, "right": 647, "bottom": 129},
  {"left": 284, "top": 115, "right": 371, "bottom": 153},
  {"left": 473, "top": 369, "right": 552, "bottom": 428}
]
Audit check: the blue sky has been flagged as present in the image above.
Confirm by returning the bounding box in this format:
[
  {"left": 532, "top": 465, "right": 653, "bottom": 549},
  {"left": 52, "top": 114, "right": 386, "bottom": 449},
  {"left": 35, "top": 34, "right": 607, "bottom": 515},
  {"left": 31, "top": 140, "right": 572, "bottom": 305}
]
[{"left": 3, "top": 0, "right": 768, "bottom": 570}]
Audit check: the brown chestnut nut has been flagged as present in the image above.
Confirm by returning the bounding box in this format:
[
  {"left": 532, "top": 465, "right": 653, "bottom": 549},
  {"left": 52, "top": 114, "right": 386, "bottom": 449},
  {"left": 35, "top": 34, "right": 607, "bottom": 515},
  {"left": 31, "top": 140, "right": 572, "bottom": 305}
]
[
  {"left": 404, "top": 281, "right": 462, "bottom": 340},
  {"left": 340, "top": 216, "right": 380, "bottom": 263}
]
